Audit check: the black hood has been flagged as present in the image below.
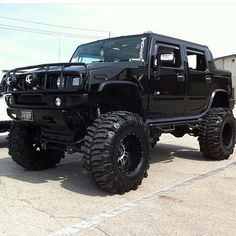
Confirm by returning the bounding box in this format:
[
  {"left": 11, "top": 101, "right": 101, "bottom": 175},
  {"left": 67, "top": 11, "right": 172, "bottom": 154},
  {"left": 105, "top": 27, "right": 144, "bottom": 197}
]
[
  {"left": 46, "top": 60, "right": 144, "bottom": 73},
  {"left": 36, "top": 61, "right": 146, "bottom": 81}
]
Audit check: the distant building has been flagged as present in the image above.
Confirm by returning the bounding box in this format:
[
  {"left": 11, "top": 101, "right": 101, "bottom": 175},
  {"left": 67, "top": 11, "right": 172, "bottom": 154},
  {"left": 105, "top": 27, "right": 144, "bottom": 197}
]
[{"left": 214, "top": 54, "right": 236, "bottom": 98}]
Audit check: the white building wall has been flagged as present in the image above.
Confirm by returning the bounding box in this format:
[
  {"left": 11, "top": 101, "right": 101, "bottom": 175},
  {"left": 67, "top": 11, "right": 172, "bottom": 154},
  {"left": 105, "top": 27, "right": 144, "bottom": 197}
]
[{"left": 215, "top": 55, "right": 236, "bottom": 98}]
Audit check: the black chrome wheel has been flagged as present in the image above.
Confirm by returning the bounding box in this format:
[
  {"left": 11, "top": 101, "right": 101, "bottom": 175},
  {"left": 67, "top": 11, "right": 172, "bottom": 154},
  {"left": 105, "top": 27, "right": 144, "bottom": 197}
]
[
  {"left": 82, "top": 111, "right": 150, "bottom": 194},
  {"left": 117, "top": 134, "right": 142, "bottom": 176}
]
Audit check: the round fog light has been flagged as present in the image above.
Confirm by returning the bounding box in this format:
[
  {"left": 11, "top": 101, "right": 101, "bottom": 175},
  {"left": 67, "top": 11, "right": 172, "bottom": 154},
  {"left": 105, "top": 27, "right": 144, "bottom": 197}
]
[{"left": 55, "top": 97, "right": 61, "bottom": 107}]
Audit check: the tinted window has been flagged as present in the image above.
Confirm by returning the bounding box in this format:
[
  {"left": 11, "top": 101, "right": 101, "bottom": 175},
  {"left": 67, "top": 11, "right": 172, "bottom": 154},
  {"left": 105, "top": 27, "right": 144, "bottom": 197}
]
[
  {"left": 71, "top": 36, "right": 147, "bottom": 63},
  {"left": 157, "top": 45, "right": 182, "bottom": 68},
  {"left": 187, "top": 50, "right": 207, "bottom": 71}
]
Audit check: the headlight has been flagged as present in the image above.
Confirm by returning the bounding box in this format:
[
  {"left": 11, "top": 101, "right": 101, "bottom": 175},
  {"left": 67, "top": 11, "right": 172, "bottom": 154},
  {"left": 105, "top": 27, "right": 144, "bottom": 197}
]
[
  {"left": 5, "top": 95, "right": 13, "bottom": 105},
  {"left": 56, "top": 76, "right": 65, "bottom": 88},
  {"left": 8, "top": 96, "right": 13, "bottom": 105},
  {"left": 72, "top": 77, "right": 82, "bottom": 86}
]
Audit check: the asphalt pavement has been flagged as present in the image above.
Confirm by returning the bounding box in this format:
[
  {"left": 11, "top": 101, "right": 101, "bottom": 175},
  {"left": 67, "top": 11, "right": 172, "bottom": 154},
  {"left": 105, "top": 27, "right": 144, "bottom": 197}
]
[{"left": 0, "top": 130, "right": 235, "bottom": 236}]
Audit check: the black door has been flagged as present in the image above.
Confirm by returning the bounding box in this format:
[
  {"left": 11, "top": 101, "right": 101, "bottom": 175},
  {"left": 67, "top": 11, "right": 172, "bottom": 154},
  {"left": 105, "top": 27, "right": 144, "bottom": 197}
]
[
  {"left": 148, "top": 43, "right": 186, "bottom": 118},
  {"left": 185, "top": 48, "right": 212, "bottom": 115}
]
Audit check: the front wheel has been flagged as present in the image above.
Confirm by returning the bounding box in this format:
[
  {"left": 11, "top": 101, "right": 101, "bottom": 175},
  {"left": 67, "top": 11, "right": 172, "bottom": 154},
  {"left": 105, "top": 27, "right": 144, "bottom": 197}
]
[
  {"left": 8, "top": 123, "right": 64, "bottom": 170},
  {"left": 82, "top": 111, "right": 150, "bottom": 194},
  {"left": 198, "top": 108, "right": 235, "bottom": 160}
]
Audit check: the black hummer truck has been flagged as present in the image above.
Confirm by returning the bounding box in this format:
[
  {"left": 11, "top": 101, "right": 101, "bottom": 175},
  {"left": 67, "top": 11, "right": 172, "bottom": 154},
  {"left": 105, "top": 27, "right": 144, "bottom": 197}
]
[{"left": 1, "top": 33, "right": 235, "bottom": 194}]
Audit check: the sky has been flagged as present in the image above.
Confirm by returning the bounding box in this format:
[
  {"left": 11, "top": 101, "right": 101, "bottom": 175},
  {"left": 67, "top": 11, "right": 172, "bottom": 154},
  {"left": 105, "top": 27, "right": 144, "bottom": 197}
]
[{"left": 0, "top": 3, "right": 236, "bottom": 70}]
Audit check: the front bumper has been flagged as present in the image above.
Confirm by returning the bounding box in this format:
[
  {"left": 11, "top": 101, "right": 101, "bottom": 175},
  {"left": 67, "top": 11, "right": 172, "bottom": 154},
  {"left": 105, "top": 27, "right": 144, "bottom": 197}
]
[
  {"left": 8, "top": 107, "right": 70, "bottom": 129},
  {"left": 7, "top": 107, "right": 86, "bottom": 152}
]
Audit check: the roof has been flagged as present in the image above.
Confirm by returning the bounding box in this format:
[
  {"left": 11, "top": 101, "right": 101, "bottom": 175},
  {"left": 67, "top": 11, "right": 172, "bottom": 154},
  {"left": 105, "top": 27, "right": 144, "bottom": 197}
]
[
  {"left": 214, "top": 54, "right": 236, "bottom": 61},
  {"left": 148, "top": 32, "right": 207, "bottom": 48},
  {"left": 79, "top": 32, "right": 208, "bottom": 49}
]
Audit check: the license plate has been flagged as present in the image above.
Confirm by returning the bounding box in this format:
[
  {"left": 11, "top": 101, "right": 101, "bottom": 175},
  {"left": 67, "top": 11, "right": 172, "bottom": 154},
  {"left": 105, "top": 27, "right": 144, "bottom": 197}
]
[{"left": 21, "top": 110, "right": 33, "bottom": 121}]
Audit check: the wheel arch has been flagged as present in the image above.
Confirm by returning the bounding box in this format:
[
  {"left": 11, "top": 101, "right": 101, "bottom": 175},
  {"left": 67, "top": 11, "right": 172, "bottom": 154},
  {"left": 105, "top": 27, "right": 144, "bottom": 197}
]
[
  {"left": 96, "top": 81, "right": 146, "bottom": 119},
  {"left": 210, "top": 89, "right": 230, "bottom": 109}
]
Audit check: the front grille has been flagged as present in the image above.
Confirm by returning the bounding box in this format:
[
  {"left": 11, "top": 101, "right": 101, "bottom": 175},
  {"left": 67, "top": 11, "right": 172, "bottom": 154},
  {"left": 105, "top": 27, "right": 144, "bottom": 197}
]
[
  {"left": 16, "top": 72, "right": 86, "bottom": 91},
  {"left": 16, "top": 73, "right": 47, "bottom": 91}
]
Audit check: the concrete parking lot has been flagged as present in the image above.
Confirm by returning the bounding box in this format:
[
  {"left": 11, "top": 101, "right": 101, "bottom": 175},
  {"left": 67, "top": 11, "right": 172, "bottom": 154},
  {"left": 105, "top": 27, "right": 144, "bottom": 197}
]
[{"left": 0, "top": 131, "right": 236, "bottom": 236}]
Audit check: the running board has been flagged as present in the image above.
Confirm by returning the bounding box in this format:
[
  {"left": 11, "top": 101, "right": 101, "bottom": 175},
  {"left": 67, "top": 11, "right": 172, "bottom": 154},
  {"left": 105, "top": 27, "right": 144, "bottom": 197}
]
[
  {"left": 147, "top": 118, "right": 202, "bottom": 132},
  {"left": 155, "top": 125, "right": 175, "bottom": 133}
]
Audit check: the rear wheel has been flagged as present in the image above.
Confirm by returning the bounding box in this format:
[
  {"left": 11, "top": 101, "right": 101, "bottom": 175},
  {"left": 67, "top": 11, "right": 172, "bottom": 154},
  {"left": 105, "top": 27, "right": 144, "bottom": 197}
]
[
  {"left": 198, "top": 108, "right": 235, "bottom": 160},
  {"left": 8, "top": 122, "right": 64, "bottom": 170},
  {"left": 82, "top": 111, "right": 150, "bottom": 194}
]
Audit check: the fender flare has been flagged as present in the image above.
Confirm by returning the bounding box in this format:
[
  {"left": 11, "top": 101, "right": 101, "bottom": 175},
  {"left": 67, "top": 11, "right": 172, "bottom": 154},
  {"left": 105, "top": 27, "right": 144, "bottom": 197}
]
[
  {"left": 97, "top": 80, "right": 145, "bottom": 118},
  {"left": 97, "top": 80, "right": 139, "bottom": 92},
  {"left": 208, "top": 89, "right": 229, "bottom": 109}
]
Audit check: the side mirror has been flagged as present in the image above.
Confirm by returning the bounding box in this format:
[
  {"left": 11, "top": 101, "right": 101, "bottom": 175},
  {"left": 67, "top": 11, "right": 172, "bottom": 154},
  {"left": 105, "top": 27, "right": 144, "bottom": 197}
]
[{"left": 160, "top": 53, "right": 174, "bottom": 62}]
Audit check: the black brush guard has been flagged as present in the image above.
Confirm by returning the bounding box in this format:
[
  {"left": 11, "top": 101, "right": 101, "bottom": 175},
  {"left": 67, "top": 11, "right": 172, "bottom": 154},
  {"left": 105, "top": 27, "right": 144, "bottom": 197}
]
[
  {"left": 2, "top": 63, "right": 89, "bottom": 153},
  {"left": 0, "top": 62, "right": 88, "bottom": 94}
]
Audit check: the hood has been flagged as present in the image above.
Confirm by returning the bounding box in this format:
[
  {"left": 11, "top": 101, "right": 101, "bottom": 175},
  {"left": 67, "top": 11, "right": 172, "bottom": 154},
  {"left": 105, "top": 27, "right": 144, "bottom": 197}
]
[
  {"left": 6, "top": 61, "right": 145, "bottom": 79},
  {"left": 1, "top": 61, "right": 146, "bottom": 93},
  {"left": 44, "top": 60, "right": 144, "bottom": 75}
]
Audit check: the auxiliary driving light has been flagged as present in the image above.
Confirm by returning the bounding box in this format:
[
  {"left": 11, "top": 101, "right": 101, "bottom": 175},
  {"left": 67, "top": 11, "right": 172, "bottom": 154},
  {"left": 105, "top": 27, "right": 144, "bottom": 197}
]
[
  {"left": 6, "top": 74, "right": 17, "bottom": 88},
  {"left": 55, "top": 97, "right": 61, "bottom": 107}
]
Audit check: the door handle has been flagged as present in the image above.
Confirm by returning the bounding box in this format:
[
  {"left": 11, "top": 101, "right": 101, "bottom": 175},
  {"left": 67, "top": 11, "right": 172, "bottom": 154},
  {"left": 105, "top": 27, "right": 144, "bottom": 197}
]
[
  {"left": 177, "top": 73, "right": 185, "bottom": 82},
  {"left": 153, "top": 70, "right": 161, "bottom": 80},
  {"left": 154, "top": 91, "right": 160, "bottom": 95},
  {"left": 205, "top": 75, "right": 212, "bottom": 83}
]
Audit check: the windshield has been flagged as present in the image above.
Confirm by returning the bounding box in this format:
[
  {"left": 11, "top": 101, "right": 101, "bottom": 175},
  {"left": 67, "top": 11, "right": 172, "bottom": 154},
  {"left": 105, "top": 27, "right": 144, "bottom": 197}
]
[{"left": 71, "top": 36, "right": 147, "bottom": 63}]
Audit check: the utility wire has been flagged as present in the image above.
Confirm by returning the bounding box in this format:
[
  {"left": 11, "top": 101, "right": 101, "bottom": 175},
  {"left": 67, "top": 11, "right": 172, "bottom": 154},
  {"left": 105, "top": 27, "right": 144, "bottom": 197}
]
[
  {"left": 0, "top": 23, "right": 104, "bottom": 39},
  {"left": 0, "top": 15, "right": 110, "bottom": 34}
]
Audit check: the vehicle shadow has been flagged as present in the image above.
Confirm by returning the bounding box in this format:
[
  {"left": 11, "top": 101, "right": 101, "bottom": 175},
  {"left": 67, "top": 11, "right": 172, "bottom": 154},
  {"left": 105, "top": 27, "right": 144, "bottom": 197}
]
[
  {"left": 0, "top": 154, "right": 109, "bottom": 197},
  {"left": 0, "top": 141, "right": 209, "bottom": 197},
  {"left": 150, "top": 142, "right": 208, "bottom": 164}
]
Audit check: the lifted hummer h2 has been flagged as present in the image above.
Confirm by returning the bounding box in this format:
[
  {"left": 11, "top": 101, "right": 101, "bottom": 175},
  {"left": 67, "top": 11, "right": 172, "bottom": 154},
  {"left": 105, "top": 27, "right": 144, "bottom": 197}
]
[{"left": 1, "top": 33, "right": 235, "bottom": 194}]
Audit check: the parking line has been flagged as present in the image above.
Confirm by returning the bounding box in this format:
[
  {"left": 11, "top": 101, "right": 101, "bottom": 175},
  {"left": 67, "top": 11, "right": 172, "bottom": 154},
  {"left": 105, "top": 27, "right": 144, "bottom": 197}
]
[{"left": 51, "top": 160, "right": 236, "bottom": 236}]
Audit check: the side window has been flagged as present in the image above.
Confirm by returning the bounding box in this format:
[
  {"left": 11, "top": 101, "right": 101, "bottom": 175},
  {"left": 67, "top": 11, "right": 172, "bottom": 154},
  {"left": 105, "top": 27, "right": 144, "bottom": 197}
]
[
  {"left": 157, "top": 44, "right": 182, "bottom": 68},
  {"left": 187, "top": 50, "right": 207, "bottom": 71}
]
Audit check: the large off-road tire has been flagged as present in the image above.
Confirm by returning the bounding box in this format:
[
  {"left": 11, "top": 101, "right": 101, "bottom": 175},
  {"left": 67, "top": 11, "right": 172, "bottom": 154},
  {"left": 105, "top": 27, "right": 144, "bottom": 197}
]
[
  {"left": 0, "top": 121, "right": 12, "bottom": 132},
  {"left": 199, "top": 108, "right": 235, "bottom": 160},
  {"left": 82, "top": 111, "right": 150, "bottom": 194},
  {"left": 8, "top": 122, "right": 64, "bottom": 170}
]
